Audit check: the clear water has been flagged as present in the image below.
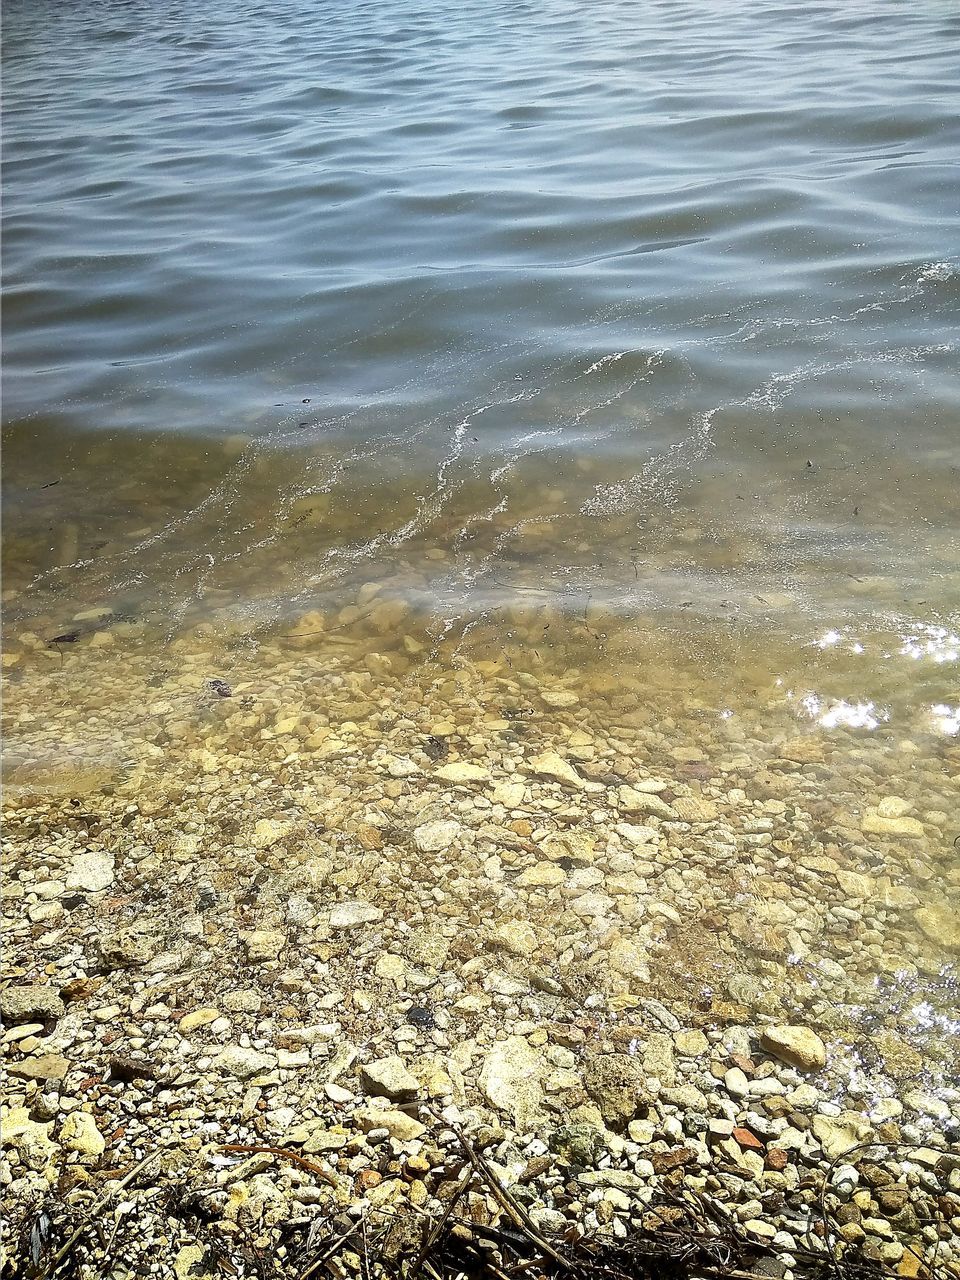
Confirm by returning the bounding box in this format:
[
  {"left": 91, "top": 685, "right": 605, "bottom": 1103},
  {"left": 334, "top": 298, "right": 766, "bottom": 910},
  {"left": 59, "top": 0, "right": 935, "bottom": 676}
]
[{"left": 3, "top": 0, "right": 960, "bottom": 1062}]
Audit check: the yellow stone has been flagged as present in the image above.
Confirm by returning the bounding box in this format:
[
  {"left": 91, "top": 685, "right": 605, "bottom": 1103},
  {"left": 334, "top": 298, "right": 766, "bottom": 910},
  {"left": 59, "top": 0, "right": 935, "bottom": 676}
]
[{"left": 179, "top": 1008, "right": 221, "bottom": 1033}]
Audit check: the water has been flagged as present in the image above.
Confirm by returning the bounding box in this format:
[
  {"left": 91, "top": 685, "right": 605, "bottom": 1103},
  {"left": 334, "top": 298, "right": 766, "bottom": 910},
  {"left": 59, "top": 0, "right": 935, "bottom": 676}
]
[{"left": 3, "top": 0, "right": 960, "bottom": 1099}]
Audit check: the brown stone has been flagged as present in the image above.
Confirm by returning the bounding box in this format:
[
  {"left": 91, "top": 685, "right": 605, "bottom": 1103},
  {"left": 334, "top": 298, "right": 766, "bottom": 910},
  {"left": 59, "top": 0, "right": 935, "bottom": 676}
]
[
  {"left": 356, "top": 824, "right": 383, "bottom": 851},
  {"left": 356, "top": 1169, "right": 382, "bottom": 1190},
  {"left": 650, "top": 1147, "right": 697, "bottom": 1174},
  {"left": 764, "top": 1148, "right": 789, "bottom": 1172},
  {"left": 8, "top": 1053, "right": 70, "bottom": 1082},
  {"left": 732, "top": 1127, "right": 764, "bottom": 1152},
  {"left": 898, "top": 1250, "right": 922, "bottom": 1277}
]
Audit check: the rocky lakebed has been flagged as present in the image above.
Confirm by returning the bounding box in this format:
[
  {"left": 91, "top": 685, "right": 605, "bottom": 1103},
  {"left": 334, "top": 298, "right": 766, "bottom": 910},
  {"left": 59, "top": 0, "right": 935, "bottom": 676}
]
[{"left": 2, "top": 611, "right": 959, "bottom": 1278}]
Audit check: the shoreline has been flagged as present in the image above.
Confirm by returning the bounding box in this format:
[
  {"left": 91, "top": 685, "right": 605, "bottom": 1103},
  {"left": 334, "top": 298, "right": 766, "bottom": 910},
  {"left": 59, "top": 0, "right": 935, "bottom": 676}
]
[{"left": 2, "top": 626, "right": 958, "bottom": 1276}]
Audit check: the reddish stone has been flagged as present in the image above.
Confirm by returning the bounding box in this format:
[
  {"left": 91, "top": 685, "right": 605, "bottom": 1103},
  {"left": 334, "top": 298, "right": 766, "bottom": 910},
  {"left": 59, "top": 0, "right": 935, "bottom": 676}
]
[
  {"left": 650, "top": 1147, "right": 697, "bottom": 1174},
  {"left": 765, "top": 1147, "right": 789, "bottom": 1171},
  {"left": 356, "top": 1169, "right": 382, "bottom": 1191},
  {"left": 729, "top": 1054, "right": 755, "bottom": 1075},
  {"left": 732, "top": 1127, "right": 764, "bottom": 1152}
]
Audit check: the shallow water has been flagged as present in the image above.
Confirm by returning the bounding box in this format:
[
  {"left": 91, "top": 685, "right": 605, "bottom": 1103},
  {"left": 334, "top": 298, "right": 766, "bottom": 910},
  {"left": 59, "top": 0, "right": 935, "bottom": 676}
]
[{"left": 3, "top": 0, "right": 960, "bottom": 1068}]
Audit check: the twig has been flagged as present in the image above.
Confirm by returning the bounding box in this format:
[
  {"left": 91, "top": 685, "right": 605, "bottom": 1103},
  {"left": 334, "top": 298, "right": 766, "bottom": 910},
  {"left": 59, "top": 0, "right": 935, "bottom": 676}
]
[
  {"left": 35, "top": 1144, "right": 169, "bottom": 1280},
  {"left": 440, "top": 1113, "right": 573, "bottom": 1271},
  {"left": 219, "top": 1143, "right": 339, "bottom": 1188},
  {"left": 408, "top": 1166, "right": 474, "bottom": 1279}
]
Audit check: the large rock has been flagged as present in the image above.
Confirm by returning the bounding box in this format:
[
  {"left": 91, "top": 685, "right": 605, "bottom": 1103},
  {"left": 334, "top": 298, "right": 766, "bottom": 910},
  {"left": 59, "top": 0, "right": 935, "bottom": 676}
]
[
  {"left": 329, "top": 901, "right": 383, "bottom": 928},
  {"left": 760, "top": 1024, "right": 827, "bottom": 1071},
  {"left": 8, "top": 1054, "right": 71, "bottom": 1082},
  {"left": 248, "top": 819, "right": 293, "bottom": 849},
  {"left": 616, "top": 787, "right": 675, "bottom": 818},
  {"left": 0, "top": 984, "right": 65, "bottom": 1025},
  {"left": 353, "top": 1107, "right": 425, "bottom": 1141},
  {"left": 527, "top": 752, "right": 585, "bottom": 789},
  {"left": 413, "top": 820, "right": 461, "bottom": 852},
  {"left": 435, "top": 763, "right": 490, "bottom": 784},
  {"left": 540, "top": 830, "right": 596, "bottom": 863},
  {"left": 812, "top": 1112, "right": 872, "bottom": 1159},
  {"left": 913, "top": 904, "right": 960, "bottom": 952},
  {"left": 359, "top": 1055, "right": 420, "bottom": 1101},
  {"left": 861, "top": 810, "right": 924, "bottom": 839},
  {"left": 3, "top": 1107, "right": 59, "bottom": 1172},
  {"left": 642, "top": 1033, "right": 676, "bottom": 1087},
  {"left": 479, "top": 1036, "right": 546, "bottom": 1130},
  {"left": 582, "top": 1053, "right": 650, "bottom": 1126},
  {"left": 213, "top": 1045, "right": 276, "bottom": 1079},
  {"left": 60, "top": 1111, "right": 106, "bottom": 1159},
  {"left": 65, "top": 851, "right": 115, "bottom": 892},
  {"left": 99, "top": 926, "right": 157, "bottom": 969},
  {"left": 240, "top": 929, "right": 286, "bottom": 962}
]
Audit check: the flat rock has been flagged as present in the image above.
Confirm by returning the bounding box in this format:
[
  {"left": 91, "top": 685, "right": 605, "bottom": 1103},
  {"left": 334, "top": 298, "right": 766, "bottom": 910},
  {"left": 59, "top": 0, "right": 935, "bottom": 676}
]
[
  {"left": 353, "top": 1107, "right": 425, "bottom": 1141},
  {"left": 240, "top": 929, "right": 286, "bottom": 962},
  {"left": 490, "top": 920, "right": 538, "bottom": 955},
  {"left": 0, "top": 984, "right": 65, "bottom": 1025},
  {"left": 329, "top": 901, "right": 383, "bottom": 928},
  {"left": 760, "top": 1024, "right": 827, "bottom": 1071},
  {"left": 517, "top": 862, "right": 566, "bottom": 887},
  {"left": 248, "top": 819, "right": 293, "bottom": 849},
  {"left": 642, "top": 1032, "right": 676, "bottom": 1086},
  {"left": 812, "top": 1112, "right": 873, "bottom": 1159},
  {"left": 99, "top": 926, "right": 157, "bottom": 968},
  {"left": 861, "top": 811, "right": 924, "bottom": 839},
  {"left": 540, "top": 688, "right": 579, "bottom": 708},
  {"left": 8, "top": 1053, "right": 71, "bottom": 1082},
  {"left": 213, "top": 1045, "right": 276, "bottom": 1079},
  {"left": 413, "top": 820, "right": 461, "bottom": 852},
  {"left": 479, "top": 1035, "right": 546, "bottom": 1130},
  {"left": 671, "top": 796, "right": 718, "bottom": 822},
  {"left": 435, "top": 762, "right": 490, "bottom": 784},
  {"left": 60, "top": 1111, "right": 106, "bottom": 1158},
  {"left": 3, "top": 1107, "right": 59, "bottom": 1171},
  {"left": 527, "top": 751, "right": 585, "bottom": 789},
  {"left": 616, "top": 787, "right": 675, "bottom": 818},
  {"left": 582, "top": 1052, "right": 650, "bottom": 1125},
  {"left": 179, "top": 1007, "right": 221, "bottom": 1033},
  {"left": 914, "top": 904, "right": 960, "bottom": 951},
  {"left": 540, "top": 830, "right": 595, "bottom": 862},
  {"left": 359, "top": 1055, "right": 420, "bottom": 1101},
  {"left": 65, "top": 851, "right": 115, "bottom": 893}
]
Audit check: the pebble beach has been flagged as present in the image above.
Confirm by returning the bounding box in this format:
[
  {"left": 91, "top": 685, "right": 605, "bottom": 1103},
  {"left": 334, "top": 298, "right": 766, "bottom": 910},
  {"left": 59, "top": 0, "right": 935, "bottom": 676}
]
[{"left": 3, "top": 601, "right": 959, "bottom": 1277}]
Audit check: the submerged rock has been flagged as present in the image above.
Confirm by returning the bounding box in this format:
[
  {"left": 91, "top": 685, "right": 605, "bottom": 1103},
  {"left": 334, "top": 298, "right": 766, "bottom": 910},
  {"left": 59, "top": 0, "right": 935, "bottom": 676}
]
[
  {"left": 479, "top": 1036, "right": 545, "bottom": 1130},
  {"left": 760, "top": 1024, "right": 827, "bottom": 1071}
]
